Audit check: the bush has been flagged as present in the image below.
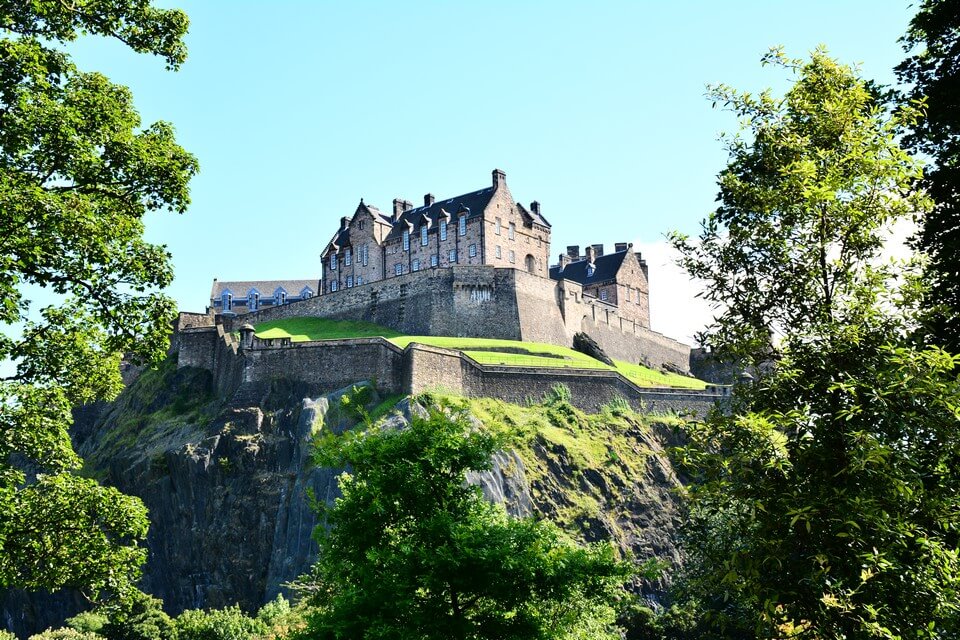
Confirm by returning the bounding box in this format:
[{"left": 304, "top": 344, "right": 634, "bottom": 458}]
[
  {"left": 101, "top": 593, "right": 175, "bottom": 640},
  {"left": 256, "top": 595, "right": 291, "bottom": 626},
  {"left": 175, "top": 605, "right": 267, "bottom": 640},
  {"left": 66, "top": 612, "right": 108, "bottom": 634},
  {"left": 28, "top": 629, "right": 103, "bottom": 640}
]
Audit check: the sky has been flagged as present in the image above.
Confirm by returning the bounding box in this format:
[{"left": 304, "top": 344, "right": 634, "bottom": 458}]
[{"left": 66, "top": 0, "right": 918, "bottom": 344}]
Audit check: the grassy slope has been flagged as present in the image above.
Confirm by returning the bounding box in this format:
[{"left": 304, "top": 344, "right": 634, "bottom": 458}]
[{"left": 254, "top": 317, "right": 705, "bottom": 389}]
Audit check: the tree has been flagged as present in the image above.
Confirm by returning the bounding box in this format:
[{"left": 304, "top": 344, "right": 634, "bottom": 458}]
[
  {"left": 298, "top": 407, "right": 633, "bottom": 640},
  {"left": 896, "top": 0, "right": 960, "bottom": 353},
  {"left": 0, "top": 1, "right": 198, "bottom": 598},
  {"left": 670, "top": 50, "right": 960, "bottom": 638},
  {"left": 671, "top": 47, "right": 928, "bottom": 366}
]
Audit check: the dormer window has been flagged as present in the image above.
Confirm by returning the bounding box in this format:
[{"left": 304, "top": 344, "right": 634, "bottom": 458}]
[
  {"left": 587, "top": 264, "right": 595, "bottom": 278},
  {"left": 301, "top": 287, "right": 313, "bottom": 299},
  {"left": 421, "top": 225, "right": 428, "bottom": 246},
  {"left": 403, "top": 230, "right": 410, "bottom": 251},
  {"left": 248, "top": 290, "right": 260, "bottom": 311},
  {"left": 222, "top": 292, "right": 232, "bottom": 312},
  {"left": 275, "top": 289, "right": 287, "bottom": 305}
]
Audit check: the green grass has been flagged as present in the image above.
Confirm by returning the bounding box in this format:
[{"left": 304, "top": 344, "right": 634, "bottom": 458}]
[
  {"left": 254, "top": 317, "right": 706, "bottom": 389},
  {"left": 254, "top": 317, "right": 402, "bottom": 341}
]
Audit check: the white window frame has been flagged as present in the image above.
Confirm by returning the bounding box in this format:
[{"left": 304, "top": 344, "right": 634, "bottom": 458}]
[
  {"left": 345, "top": 248, "right": 351, "bottom": 266},
  {"left": 508, "top": 223, "right": 515, "bottom": 240},
  {"left": 395, "top": 263, "right": 403, "bottom": 276},
  {"left": 347, "top": 275, "right": 353, "bottom": 288},
  {"left": 495, "top": 245, "right": 501, "bottom": 259},
  {"left": 468, "top": 244, "right": 477, "bottom": 258},
  {"left": 330, "top": 281, "right": 338, "bottom": 292},
  {"left": 439, "top": 220, "right": 447, "bottom": 240},
  {"left": 495, "top": 217, "right": 501, "bottom": 235},
  {"left": 458, "top": 216, "right": 466, "bottom": 236},
  {"left": 430, "top": 254, "right": 438, "bottom": 267},
  {"left": 600, "top": 289, "right": 608, "bottom": 302},
  {"left": 412, "top": 258, "right": 420, "bottom": 272},
  {"left": 403, "top": 230, "right": 410, "bottom": 251},
  {"left": 421, "top": 226, "right": 428, "bottom": 246},
  {"left": 330, "top": 253, "right": 337, "bottom": 270},
  {"left": 449, "top": 249, "right": 457, "bottom": 263},
  {"left": 248, "top": 291, "right": 260, "bottom": 311},
  {"left": 509, "top": 250, "right": 515, "bottom": 264},
  {"left": 222, "top": 292, "right": 232, "bottom": 311}
]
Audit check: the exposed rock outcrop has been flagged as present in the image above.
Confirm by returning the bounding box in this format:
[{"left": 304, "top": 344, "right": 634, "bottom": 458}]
[{"left": 572, "top": 331, "right": 615, "bottom": 366}]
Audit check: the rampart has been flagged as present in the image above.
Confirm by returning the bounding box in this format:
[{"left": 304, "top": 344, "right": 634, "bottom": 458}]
[
  {"left": 175, "top": 316, "right": 726, "bottom": 416},
  {"left": 212, "top": 265, "right": 691, "bottom": 372}
]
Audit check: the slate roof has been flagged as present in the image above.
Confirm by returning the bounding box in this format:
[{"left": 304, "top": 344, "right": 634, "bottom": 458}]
[
  {"left": 517, "top": 202, "right": 551, "bottom": 228},
  {"left": 210, "top": 279, "right": 319, "bottom": 299},
  {"left": 383, "top": 187, "right": 496, "bottom": 242},
  {"left": 549, "top": 250, "right": 627, "bottom": 285}
]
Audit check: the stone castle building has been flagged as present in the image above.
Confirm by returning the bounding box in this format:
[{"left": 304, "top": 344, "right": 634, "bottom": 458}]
[{"left": 209, "top": 169, "right": 655, "bottom": 335}]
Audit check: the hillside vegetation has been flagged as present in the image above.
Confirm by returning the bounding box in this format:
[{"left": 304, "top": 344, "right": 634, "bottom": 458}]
[{"left": 253, "top": 317, "right": 706, "bottom": 389}]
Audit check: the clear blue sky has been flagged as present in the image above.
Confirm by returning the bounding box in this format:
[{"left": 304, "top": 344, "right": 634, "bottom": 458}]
[{"left": 68, "top": 0, "right": 916, "bottom": 337}]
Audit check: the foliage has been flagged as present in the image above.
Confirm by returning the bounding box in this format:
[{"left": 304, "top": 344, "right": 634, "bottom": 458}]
[
  {"left": 671, "top": 48, "right": 960, "bottom": 638},
  {"left": 0, "top": 631, "right": 15, "bottom": 640},
  {"left": 0, "top": 0, "right": 197, "bottom": 598},
  {"left": 175, "top": 605, "right": 268, "bottom": 640},
  {"left": 66, "top": 611, "right": 109, "bottom": 634},
  {"left": 897, "top": 0, "right": 960, "bottom": 352},
  {"left": 670, "top": 47, "right": 929, "bottom": 366},
  {"left": 256, "top": 594, "right": 292, "bottom": 626},
  {"left": 298, "top": 407, "right": 634, "bottom": 640},
  {"left": 100, "top": 592, "right": 175, "bottom": 640},
  {"left": 28, "top": 628, "right": 104, "bottom": 640}
]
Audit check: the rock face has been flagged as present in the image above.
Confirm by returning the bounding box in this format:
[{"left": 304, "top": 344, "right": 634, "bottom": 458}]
[
  {"left": 2, "top": 362, "right": 683, "bottom": 636},
  {"left": 572, "top": 331, "right": 615, "bottom": 366}
]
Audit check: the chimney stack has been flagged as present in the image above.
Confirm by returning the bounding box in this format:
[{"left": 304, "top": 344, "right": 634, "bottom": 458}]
[
  {"left": 424, "top": 193, "right": 435, "bottom": 207},
  {"left": 558, "top": 253, "right": 570, "bottom": 269},
  {"left": 592, "top": 243, "right": 604, "bottom": 257},
  {"left": 340, "top": 216, "right": 349, "bottom": 231},
  {"left": 614, "top": 242, "right": 628, "bottom": 252},
  {"left": 530, "top": 201, "right": 541, "bottom": 216},
  {"left": 492, "top": 168, "right": 506, "bottom": 189},
  {"left": 393, "top": 198, "right": 411, "bottom": 222},
  {"left": 585, "top": 245, "right": 596, "bottom": 263},
  {"left": 566, "top": 245, "right": 580, "bottom": 260}
]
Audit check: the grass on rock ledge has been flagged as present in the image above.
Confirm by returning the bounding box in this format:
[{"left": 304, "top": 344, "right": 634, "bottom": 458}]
[{"left": 254, "top": 317, "right": 705, "bottom": 389}]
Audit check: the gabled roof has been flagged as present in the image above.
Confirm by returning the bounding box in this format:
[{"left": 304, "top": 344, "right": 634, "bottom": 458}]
[
  {"left": 517, "top": 202, "right": 551, "bottom": 228},
  {"left": 383, "top": 187, "right": 496, "bottom": 242},
  {"left": 210, "top": 279, "right": 318, "bottom": 300},
  {"left": 549, "top": 250, "right": 628, "bottom": 285}
]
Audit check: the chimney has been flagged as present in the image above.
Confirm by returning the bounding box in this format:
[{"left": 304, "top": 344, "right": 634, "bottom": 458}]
[
  {"left": 340, "top": 216, "right": 349, "bottom": 231},
  {"left": 566, "top": 245, "right": 580, "bottom": 260},
  {"left": 492, "top": 168, "right": 506, "bottom": 188},
  {"left": 615, "top": 242, "right": 628, "bottom": 252},
  {"left": 592, "top": 243, "right": 604, "bottom": 257},
  {"left": 530, "top": 201, "right": 541, "bottom": 216},
  {"left": 392, "top": 198, "right": 410, "bottom": 222},
  {"left": 424, "top": 193, "right": 435, "bottom": 207},
  {"left": 585, "top": 245, "right": 596, "bottom": 263},
  {"left": 558, "top": 253, "right": 570, "bottom": 268}
]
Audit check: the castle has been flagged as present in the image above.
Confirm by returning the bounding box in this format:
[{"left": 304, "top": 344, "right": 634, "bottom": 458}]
[{"left": 176, "top": 170, "right": 715, "bottom": 414}]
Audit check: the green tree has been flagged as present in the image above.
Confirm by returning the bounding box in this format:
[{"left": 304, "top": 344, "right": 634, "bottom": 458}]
[
  {"left": 0, "top": 1, "right": 197, "bottom": 598},
  {"left": 175, "top": 605, "right": 268, "bottom": 640},
  {"left": 896, "top": 0, "right": 960, "bottom": 353},
  {"left": 100, "top": 592, "right": 175, "bottom": 640},
  {"left": 671, "top": 50, "right": 960, "bottom": 638},
  {"left": 298, "top": 407, "right": 633, "bottom": 640},
  {"left": 671, "top": 47, "right": 928, "bottom": 366}
]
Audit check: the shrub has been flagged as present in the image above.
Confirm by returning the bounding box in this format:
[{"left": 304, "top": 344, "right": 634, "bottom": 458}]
[
  {"left": 256, "top": 595, "right": 291, "bottom": 626},
  {"left": 29, "top": 629, "right": 103, "bottom": 640},
  {"left": 544, "top": 382, "right": 572, "bottom": 405},
  {"left": 175, "top": 605, "right": 267, "bottom": 640},
  {"left": 66, "top": 611, "right": 109, "bottom": 634}
]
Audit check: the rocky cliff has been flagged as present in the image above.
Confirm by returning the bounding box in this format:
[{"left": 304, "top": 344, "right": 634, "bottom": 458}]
[{"left": 2, "top": 359, "right": 684, "bottom": 636}]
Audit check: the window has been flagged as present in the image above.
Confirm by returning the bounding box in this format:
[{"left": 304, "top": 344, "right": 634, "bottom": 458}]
[
  {"left": 222, "top": 292, "right": 232, "bottom": 311},
  {"left": 458, "top": 216, "right": 466, "bottom": 236},
  {"left": 361, "top": 244, "right": 369, "bottom": 266},
  {"left": 439, "top": 220, "right": 447, "bottom": 240},
  {"left": 508, "top": 223, "right": 515, "bottom": 240},
  {"left": 347, "top": 276, "right": 353, "bottom": 288},
  {"left": 403, "top": 230, "right": 410, "bottom": 251},
  {"left": 412, "top": 258, "right": 420, "bottom": 272},
  {"left": 330, "top": 281, "right": 338, "bottom": 292},
  {"left": 587, "top": 264, "right": 595, "bottom": 277},
  {"left": 359, "top": 220, "right": 364, "bottom": 230},
  {"left": 449, "top": 249, "right": 457, "bottom": 263},
  {"left": 495, "top": 217, "right": 501, "bottom": 235},
  {"left": 395, "top": 263, "right": 403, "bottom": 276},
  {"left": 600, "top": 289, "right": 608, "bottom": 302},
  {"left": 468, "top": 244, "right": 477, "bottom": 258},
  {"left": 495, "top": 245, "right": 501, "bottom": 259},
  {"left": 248, "top": 291, "right": 260, "bottom": 311},
  {"left": 301, "top": 287, "right": 313, "bottom": 299},
  {"left": 330, "top": 253, "right": 337, "bottom": 271},
  {"left": 357, "top": 276, "right": 363, "bottom": 285},
  {"left": 509, "top": 250, "right": 515, "bottom": 264},
  {"left": 430, "top": 254, "right": 438, "bottom": 267},
  {"left": 421, "top": 226, "right": 428, "bottom": 246},
  {"left": 275, "top": 290, "right": 286, "bottom": 305},
  {"left": 345, "top": 248, "right": 351, "bottom": 266}
]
